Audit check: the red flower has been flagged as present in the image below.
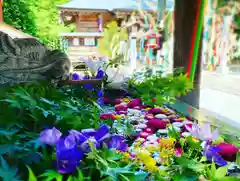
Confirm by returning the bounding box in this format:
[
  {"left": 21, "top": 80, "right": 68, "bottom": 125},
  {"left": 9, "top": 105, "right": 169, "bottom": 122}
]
[
  {"left": 99, "top": 114, "right": 115, "bottom": 120},
  {"left": 216, "top": 142, "right": 239, "bottom": 162},
  {"left": 152, "top": 98, "right": 156, "bottom": 102}
]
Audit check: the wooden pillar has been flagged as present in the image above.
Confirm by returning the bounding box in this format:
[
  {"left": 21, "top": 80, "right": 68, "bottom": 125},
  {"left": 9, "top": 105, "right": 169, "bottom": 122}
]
[{"left": 173, "top": 0, "right": 203, "bottom": 108}]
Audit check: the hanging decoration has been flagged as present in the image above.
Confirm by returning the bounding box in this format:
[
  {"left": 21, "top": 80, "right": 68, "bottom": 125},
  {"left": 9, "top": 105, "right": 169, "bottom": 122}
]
[
  {"left": 98, "top": 14, "right": 103, "bottom": 32},
  {"left": 186, "top": 0, "right": 205, "bottom": 82}
]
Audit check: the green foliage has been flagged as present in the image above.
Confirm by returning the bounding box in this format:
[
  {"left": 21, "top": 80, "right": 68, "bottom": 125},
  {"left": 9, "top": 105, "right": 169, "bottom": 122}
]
[
  {"left": 0, "top": 157, "right": 21, "bottom": 181},
  {"left": 0, "top": 81, "right": 107, "bottom": 180},
  {"left": 0, "top": 82, "right": 103, "bottom": 131},
  {"left": 98, "top": 21, "right": 128, "bottom": 60},
  {"left": 3, "top": 0, "right": 37, "bottom": 36},
  {"left": 128, "top": 72, "right": 193, "bottom": 106},
  {"left": 205, "top": 163, "right": 238, "bottom": 181},
  {"left": 85, "top": 144, "right": 148, "bottom": 181}
]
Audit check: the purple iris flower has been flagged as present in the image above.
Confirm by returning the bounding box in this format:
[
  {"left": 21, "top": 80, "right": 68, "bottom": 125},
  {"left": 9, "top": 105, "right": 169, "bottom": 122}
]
[
  {"left": 97, "top": 90, "right": 104, "bottom": 105},
  {"left": 56, "top": 137, "right": 84, "bottom": 173},
  {"left": 203, "top": 142, "right": 227, "bottom": 166},
  {"left": 95, "top": 68, "right": 105, "bottom": 79},
  {"left": 72, "top": 73, "right": 82, "bottom": 80},
  {"left": 103, "top": 135, "right": 128, "bottom": 152},
  {"left": 83, "top": 75, "right": 94, "bottom": 90},
  {"left": 39, "top": 125, "right": 127, "bottom": 173},
  {"left": 39, "top": 127, "right": 62, "bottom": 145},
  {"left": 62, "top": 125, "right": 110, "bottom": 153}
]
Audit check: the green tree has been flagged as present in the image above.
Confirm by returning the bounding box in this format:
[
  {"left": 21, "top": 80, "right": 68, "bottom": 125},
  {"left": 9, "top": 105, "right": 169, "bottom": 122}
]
[
  {"left": 3, "top": 0, "right": 37, "bottom": 36},
  {"left": 3, "top": 0, "right": 73, "bottom": 45}
]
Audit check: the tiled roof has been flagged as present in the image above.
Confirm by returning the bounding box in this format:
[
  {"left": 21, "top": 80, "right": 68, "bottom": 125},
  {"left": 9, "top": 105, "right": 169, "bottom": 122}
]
[
  {"left": 57, "top": 0, "right": 156, "bottom": 11},
  {"left": 0, "top": 23, "right": 34, "bottom": 39}
]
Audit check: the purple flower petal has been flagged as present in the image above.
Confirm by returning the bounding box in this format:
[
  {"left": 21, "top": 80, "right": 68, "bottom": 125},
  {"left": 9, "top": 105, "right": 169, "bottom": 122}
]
[
  {"left": 72, "top": 73, "right": 82, "bottom": 80},
  {"left": 64, "top": 134, "right": 77, "bottom": 149},
  {"left": 79, "top": 136, "right": 100, "bottom": 152},
  {"left": 104, "top": 135, "right": 128, "bottom": 152},
  {"left": 39, "top": 127, "right": 62, "bottom": 145},
  {"left": 204, "top": 144, "right": 227, "bottom": 166},
  {"left": 94, "top": 125, "right": 110, "bottom": 142},
  {"left": 96, "top": 69, "right": 104, "bottom": 79},
  {"left": 81, "top": 129, "right": 97, "bottom": 137},
  {"left": 56, "top": 137, "right": 84, "bottom": 173}
]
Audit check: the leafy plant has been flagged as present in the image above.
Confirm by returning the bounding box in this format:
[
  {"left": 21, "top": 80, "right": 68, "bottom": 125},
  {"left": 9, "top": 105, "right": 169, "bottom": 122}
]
[
  {"left": 98, "top": 21, "right": 128, "bottom": 61},
  {"left": 3, "top": 0, "right": 73, "bottom": 47},
  {"left": 205, "top": 162, "right": 237, "bottom": 181},
  {"left": 128, "top": 72, "right": 193, "bottom": 106}
]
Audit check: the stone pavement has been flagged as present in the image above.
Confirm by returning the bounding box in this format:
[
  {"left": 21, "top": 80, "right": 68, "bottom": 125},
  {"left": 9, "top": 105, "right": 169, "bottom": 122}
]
[{"left": 200, "top": 71, "right": 240, "bottom": 124}]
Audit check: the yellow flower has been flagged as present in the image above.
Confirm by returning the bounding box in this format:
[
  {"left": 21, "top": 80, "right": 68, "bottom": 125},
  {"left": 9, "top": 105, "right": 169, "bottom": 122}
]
[
  {"left": 144, "top": 158, "right": 158, "bottom": 172},
  {"left": 161, "top": 109, "right": 168, "bottom": 113},
  {"left": 192, "top": 138, "right": 199, "bottom": 143},
  {"left": 114, "top": 115, "right": 122, "bottom": 119},
  {"left": 145, "top": 144, "right": 158, "bottom": 153},
  {"left": 159, "top": 138, "right": 176, "bottom": 149},
  {"left": 145, "top": 108, "right": 151, "bottom": 111},
  {"left": 122, "top": 98, "right": 130, "bottom": 103},
  {"left": 121, "top": 152, "right": 131, "bottom": 163}
]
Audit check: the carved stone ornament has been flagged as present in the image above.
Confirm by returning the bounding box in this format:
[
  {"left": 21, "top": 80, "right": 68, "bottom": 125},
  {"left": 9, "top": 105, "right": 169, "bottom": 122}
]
[{"left": 0, "top": 31, "right": 71, "bottom": 85}]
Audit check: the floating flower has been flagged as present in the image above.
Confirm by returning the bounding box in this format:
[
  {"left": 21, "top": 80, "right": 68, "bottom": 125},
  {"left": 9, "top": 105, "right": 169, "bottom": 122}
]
[
  {"left": 115, "top": 104, "right": 128, "bottom": 112},
  {"left": 148, "top": 108, "right": 162, "bottom": 115},
  {"left": 39, "top": 127, "right": 62, "bottom": 145},
  {"left": 203, "top": 142, "right": 227, "bottom": 166},
  {"left": 99, "top": 113, "right": 115, "bottom": 120},
  {"left": 127, "top": 98, "right": 142, "bottom": 108},
  {"left": 103, "top": 97, "right": 111, "bottom": 104},
  {"left": 147, "top": 118, "right": 167, "bottom": 129},
  {"left": 216, "top": 142, "right": 239, "bottom": 162}
]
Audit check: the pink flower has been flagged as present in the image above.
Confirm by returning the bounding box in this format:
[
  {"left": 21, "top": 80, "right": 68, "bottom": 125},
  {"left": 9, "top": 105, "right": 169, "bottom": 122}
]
[
  {"left": 103, "top": 97, "right": 111, "bottom": 104},
  {"left": 182, "top": 123, "right": 192, "bottom": 132},
  {"left": 175, "top": 147, "right": 183, "bottom": 157},
  {"left": 115, "top": 104, "right": 128, "bottom": 111},
  {"left": 114, "top": 99, "right": 122, "bottom": 105},
  {"left": 147, "top": 118, "right": 167, "bottom": 129},
  {"left": 148, "top": 108, "right": 162, "bottom": 115},
  {"left": 127, "top": 98, "right": 142, "bottom": 108},
  {"left": 99, "top": 113, "right": 115, "bottom": 120},
  {"left": 216, "top": 142, "right": 239, "bottom": 162},
  {"left": 116, "top": 111, "right": 127, "bottom": 115}
]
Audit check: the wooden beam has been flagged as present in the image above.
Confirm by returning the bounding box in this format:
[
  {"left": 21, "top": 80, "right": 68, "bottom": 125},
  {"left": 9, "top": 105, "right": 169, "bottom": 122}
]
[{"left": 173, "top": 0, "right": 203, "bottom": 108}]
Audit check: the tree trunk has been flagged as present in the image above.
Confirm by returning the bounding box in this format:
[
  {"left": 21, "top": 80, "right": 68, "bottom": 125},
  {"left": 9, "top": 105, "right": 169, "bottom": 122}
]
[{"left": 173, "top": 0, "right": 203, "bottom": 108}]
